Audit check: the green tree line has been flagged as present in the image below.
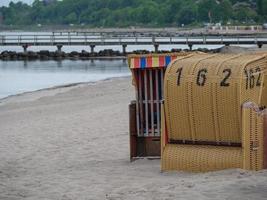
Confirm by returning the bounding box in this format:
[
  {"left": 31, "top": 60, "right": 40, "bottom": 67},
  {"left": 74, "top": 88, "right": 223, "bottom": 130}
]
[{"left": 0, "top": 0, "right": 266, "bottom": 27}]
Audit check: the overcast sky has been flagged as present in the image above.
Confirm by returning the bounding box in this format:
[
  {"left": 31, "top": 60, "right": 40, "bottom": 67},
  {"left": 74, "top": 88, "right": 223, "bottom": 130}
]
[{"left": 0, "top": 0, "right": 34, "bottom": 6}]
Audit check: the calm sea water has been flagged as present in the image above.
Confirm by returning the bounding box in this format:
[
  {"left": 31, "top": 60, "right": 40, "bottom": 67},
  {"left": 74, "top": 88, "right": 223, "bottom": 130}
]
[{"left": 0, "top": 59, "right": 130, "bottom": 99}]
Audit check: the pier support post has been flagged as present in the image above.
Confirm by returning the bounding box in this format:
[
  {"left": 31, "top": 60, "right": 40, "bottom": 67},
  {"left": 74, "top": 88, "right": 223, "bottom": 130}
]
[
  {"left": 56, "top": 44, "right": 63, "bottom": 53},
  {"left": 188, "top": 44, "right": 193, "bottom": 51},
  {"left": 22, "top": 44, "right": 28, "bottom": 53},
  {"left": 258, "top": 43, "right": 263, "bottom": 48},
  {"left": 154, "top": 44, "right": 159, "bottom": 53},
  {"left": 122, "top": 44, "right": 127, "bottom": 55},
  {"left": 90, "top": 45, "right": 95, "bottom": 54}
]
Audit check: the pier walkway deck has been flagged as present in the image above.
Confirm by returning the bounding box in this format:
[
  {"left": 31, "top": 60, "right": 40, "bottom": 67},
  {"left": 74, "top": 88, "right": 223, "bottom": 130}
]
[{"left": 0, "top": 32, "right": 266, "bottom": 52}]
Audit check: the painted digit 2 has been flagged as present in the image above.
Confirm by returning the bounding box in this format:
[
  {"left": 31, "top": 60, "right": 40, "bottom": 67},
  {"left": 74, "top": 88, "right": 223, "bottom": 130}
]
[{"left": 220, "top": 69, "right": 231, "bottom": 87}]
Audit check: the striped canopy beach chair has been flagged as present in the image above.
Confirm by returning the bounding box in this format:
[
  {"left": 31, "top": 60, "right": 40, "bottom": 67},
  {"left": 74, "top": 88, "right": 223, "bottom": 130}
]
[{"left": 128, "top": 52, "right": 191, "bottom": 160}]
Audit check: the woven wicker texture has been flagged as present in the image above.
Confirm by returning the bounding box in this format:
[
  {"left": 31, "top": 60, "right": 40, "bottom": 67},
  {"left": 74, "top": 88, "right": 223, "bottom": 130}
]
[
  {"left": 242, "top": 103, "right": 264, "bottom": 170},
  {"left": 161, "top": 53, "right": 267, "bottom": 172},
  {"left": 164, "top": 54, "right": 267, "bottom": 143},
  {"left": 161, "top": 144, "right": 242, "bottom": 172},
  {"left": 260, "top": 73, "right": 267, "bottom": 106}
]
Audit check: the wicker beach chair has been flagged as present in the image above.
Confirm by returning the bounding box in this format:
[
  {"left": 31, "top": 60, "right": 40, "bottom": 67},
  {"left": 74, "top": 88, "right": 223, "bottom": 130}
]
[
  {"left": 161, "top": 53, "right": 267, "bottom": 172},
  {"left": 128, "top": 52, "right": 192, "bottom": 160}
]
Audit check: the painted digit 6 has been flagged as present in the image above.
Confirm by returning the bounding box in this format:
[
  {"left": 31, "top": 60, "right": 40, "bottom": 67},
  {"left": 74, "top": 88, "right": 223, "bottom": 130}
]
[{"left": 197, "top": 69, "right": 208, "bottom": 86}]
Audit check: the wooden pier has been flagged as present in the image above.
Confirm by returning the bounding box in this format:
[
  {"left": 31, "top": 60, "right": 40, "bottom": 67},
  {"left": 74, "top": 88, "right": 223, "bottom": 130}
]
[{"left": 0, "top": 32, "right": 266, "bottom": 52}]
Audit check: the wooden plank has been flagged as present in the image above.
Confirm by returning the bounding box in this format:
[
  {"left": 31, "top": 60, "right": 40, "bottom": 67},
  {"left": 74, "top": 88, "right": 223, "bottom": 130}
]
[
  {"left": 156, "top": 69, "right": 160, "bottom": 136},
  {"left": 160, "top": 69, "right": 164, "bottom": 100},
  {"left": 129, "top": 102, "right": 137, "bottom": 160},
  {"left": 144, "top": 70, "right": 149, "bottom": 136},
  {"left": 138, "top": 71, "right": 144, "bottom": 136},
  {"left": 134, "top": 70, "right": 140, "bottom": 136},
  {"left": 149, "top": 70, "right": 154, "bottom": 136}
]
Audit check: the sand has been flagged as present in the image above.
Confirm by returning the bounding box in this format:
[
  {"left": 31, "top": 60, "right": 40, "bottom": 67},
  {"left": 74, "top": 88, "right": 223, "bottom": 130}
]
[{"left": 1, "top": 77, "right": 267, "bottom": 200}]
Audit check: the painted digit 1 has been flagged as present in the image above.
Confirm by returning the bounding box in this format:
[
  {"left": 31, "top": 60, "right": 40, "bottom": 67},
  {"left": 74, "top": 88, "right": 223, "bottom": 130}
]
[{"left": 176, "top": 67, "right": 183, "bottom": 86}]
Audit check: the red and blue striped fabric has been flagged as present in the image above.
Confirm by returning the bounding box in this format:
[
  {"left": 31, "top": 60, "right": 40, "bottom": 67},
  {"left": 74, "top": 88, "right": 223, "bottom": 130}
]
[{"left": 130, "top": 55, "right": 180, "bottom": 69}]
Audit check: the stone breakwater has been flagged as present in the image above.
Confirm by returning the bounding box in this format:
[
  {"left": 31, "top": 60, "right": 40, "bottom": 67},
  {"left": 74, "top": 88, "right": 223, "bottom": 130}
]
[{"left": 0, "top": 48, "right": 220, "bottom": 61}]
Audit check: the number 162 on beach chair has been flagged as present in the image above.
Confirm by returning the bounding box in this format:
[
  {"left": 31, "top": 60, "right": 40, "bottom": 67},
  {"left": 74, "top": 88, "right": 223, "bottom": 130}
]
[{"left": 161, "top": 53, "right": 267, "bottom": 172}]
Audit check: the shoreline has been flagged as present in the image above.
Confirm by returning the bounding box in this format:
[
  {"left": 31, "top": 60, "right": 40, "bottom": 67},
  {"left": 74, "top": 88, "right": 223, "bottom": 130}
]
[{"left": 0, "top": 75, "right": 131, "bottom": 105}]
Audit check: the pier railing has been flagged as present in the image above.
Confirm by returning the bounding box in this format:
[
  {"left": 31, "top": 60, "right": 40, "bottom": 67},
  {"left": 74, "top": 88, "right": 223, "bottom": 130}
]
[{"left": 0, "top": 32, "right": 266, "bottom": 52}]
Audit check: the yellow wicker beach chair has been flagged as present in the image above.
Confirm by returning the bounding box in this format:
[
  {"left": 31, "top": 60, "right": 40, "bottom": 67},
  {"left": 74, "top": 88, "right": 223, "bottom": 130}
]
[{"left": 161, "top": 53, "right": 267, "bottom": 172}]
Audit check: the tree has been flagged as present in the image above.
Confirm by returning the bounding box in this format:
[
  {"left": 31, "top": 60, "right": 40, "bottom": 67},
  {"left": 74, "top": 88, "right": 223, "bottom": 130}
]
[
  {"left": 197, "top": 0, "right": 220, "bottom": 23},
  {"left": 177, "top": 5, "right": 197, "bottom": 25},
  {"left": 220, "top": 0, "right": 233, "bottom": 23},
  {"left": 0, "top": 0, "right": 263, "bottom": 27},
  {"left": 261, "top": 0, "right": 267, "bottom": 19}
]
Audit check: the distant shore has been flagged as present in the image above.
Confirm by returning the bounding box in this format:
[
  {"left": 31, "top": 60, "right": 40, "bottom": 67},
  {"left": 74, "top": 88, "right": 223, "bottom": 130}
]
[{"left": 1, "top": 26, "right": 267, "bottom": 35}]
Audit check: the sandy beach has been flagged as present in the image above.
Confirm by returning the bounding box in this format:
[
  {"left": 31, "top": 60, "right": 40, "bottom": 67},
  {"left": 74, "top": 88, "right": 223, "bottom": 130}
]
[{"left": 1, "top": 77, "right": 267, "bottom": 200}]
